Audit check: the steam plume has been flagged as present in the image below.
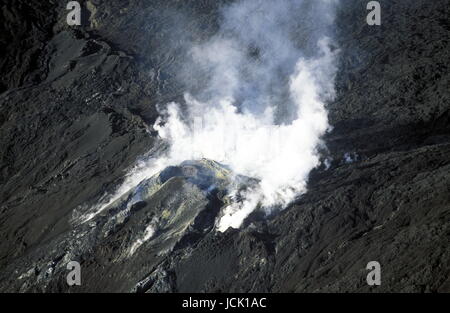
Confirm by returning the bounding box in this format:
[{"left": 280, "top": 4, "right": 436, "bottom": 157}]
[
  {"left": 154, "top": 0, "right": 339, "bottom": 231},
  {"left": 80, "top": 0, "right": 339, "bottom": 232}
]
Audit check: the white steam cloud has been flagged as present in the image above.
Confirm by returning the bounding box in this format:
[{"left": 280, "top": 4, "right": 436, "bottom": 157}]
[
  {"left": 157, "top": 38, "right": 337, "bottom": 231},
  {"left": 80, "top": 0, "right": 340, "bottom": 232},
  {"left": 154, "top": 0, "right": 339, "bottom": 231}
]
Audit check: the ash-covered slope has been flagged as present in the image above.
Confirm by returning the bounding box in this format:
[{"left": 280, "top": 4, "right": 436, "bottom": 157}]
[
  {"left": 0, "top": 159, "right": 245, "bottom": 292},
  {"left": 0, "top": 0, "right": 449, "bottom": 292}
]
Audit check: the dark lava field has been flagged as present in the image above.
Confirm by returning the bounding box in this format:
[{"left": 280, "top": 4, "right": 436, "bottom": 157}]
[{"left": 0, "top": 0, "right": 449, "bottom": 292}]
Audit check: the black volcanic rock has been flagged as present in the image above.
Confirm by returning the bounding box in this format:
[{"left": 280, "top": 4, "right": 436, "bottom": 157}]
[
  {"left": 0, "top": 0, "right": 449, "bottom": 292},
  {"left": 0, "top": 159, "right": 236, "bottom": 292}
]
